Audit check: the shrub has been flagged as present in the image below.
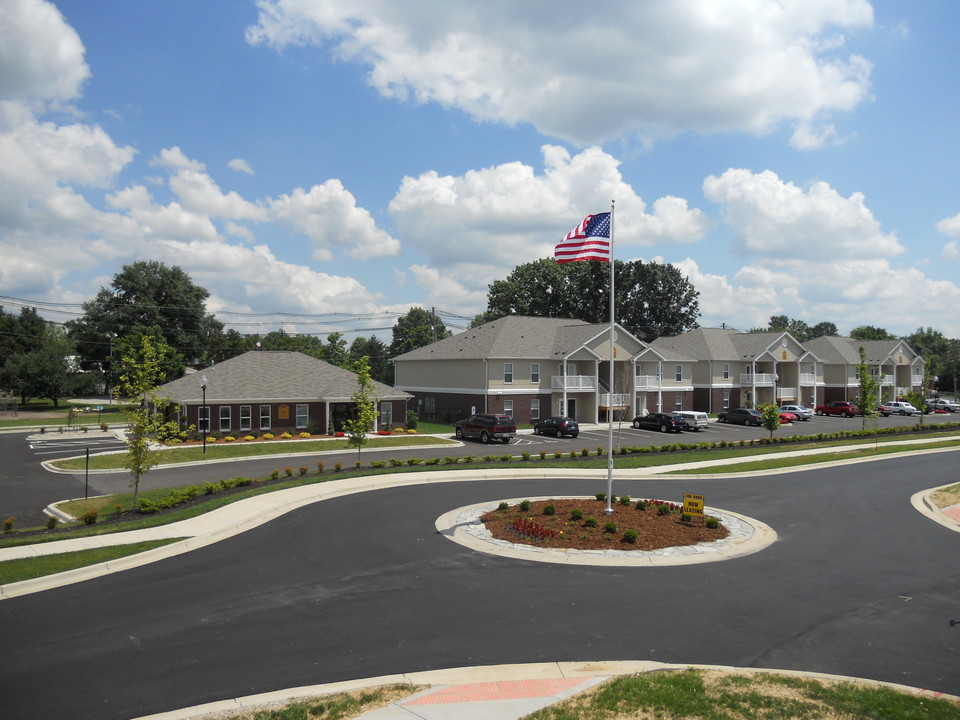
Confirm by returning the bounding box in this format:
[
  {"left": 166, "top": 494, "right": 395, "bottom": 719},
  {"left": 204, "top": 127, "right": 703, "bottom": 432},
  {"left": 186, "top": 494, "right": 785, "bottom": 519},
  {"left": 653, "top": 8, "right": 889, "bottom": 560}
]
[
  {"left": 316, "top": 461, "right": 325, "bottom": 473},
  {"left": 443, "top": 456, "right": 460, "bottom": 465},
  {"left": 462, "top": 455, "right": 475, "bottom": 463},
  {"left": 407, "top": 428, "right": 417, "bottom": 434},
  {"left": 298, "top": 466, "right": 308, "bottom": 476},
  {"left": 424, "top": 457, "right": 440, "bottom": 465},
  {"left": 370, "top": 460, "right": 387, "bottom": 468},
  {"left": 270, "top": 469, "right": 280, "bottom": 480},
  {"left": 3, "top": 516, "right": 14, "bottom": 532},
  {"left": 706, "top": 516, "right": 720, "bottom": 529},
  {"left": 389, "top": 458, "right": 404, "bottom": 467},
  {"left": 622, "top": 529, "right": 639, "bottom": 543},
  {"left": 299, "top": 431, "right": 311, "bottom": 439},
  {"left": 354, "top": 461, "right": 362, "bottom": 469},
  {"left": 100, "top": 422, "right": 108, "bottom": 432},
  {"left": 115, "top": 503, "right": 124, "bottom": 516},
  {"left": 569, "top": 450, "right": 577, "bottom": 460},
  {"left": 521, "top": 451, "right": 531, "bottom": 461},
  {"left": 604, "top": 521, "right": 618, "bottom": 533},
  {"left": 498, "top": 501, "right": 509, "bottom": 511},
  {"left": 584, "top": 516, "right": 598, "bottom": 528},
  {"left": 499, "top": 454, "right": 511, "bottom": 462},
  {"left": 284, "top": 466, "right": 294, "bottom": 477},
  {"left": 543, "top": 504, "right": 556, "bottom": 516},
  {"left": 406, "top": 458, "right": 423, "bottom": 465},
  {"left": 657, "top": 504, "right": 672, "bottom": 516},
  {"left": 406, "top": 409, "right": 419, "bottom": 430},
  {"left": 581, "top": 448, "right": 589, "bottom": 457},
  {"left": 681, "top": 513, "right": 692, "bottom": 523},
  {"left": 635, "top": 499, "right": 647, "bottom": 511},
  {"left": 554, "top": 451, "right": 563, "bottom": 459},
  {"left": 334, "top": 462, "right": 343, "bottom": 471},
  {"left": 223, "top": 436, "right": 236, "bottom": 443},
  {"left": 82, "top": 509, "right": 98, "bottom": 525},
  {"left": 206, "top": 436, "right": 217, "bottom": 444},
  {"left": 570, "top": 508, "right": 584, "bottom": 521},
  {"left": 46, "top": 515, "right": 59, "bottom": 530},
  {"left": 263, "top": 432, "right": 275, "bottom": 440},
  {"left": 483, "top": 454, "right": 496, "bottom": 462},
  {"left": 595, "top": 493, "right": 607, "bottom": 501},
  {"left": 519, "top": 500, "right": 531, "bottom": 511},
  {"left": 597, "top": 446, "right": 603, "bottom": 456},
  {"left": 539, "top": 450, "right": 546, "bottom": 460},
  {"left": 243, "top": 435, "right": 256, "bottom": 442},
  {"left": 619, "top": 495, "right": 631, "bottom": 506},
  {"left": 281, "top": 432, "right": 293, "bottom": 439}
]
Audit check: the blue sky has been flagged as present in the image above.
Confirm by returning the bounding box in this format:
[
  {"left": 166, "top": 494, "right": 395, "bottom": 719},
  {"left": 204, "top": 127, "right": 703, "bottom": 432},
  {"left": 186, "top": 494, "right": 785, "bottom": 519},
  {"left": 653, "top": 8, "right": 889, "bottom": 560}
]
[{"left": 2, "top": 0, "right": 960, "bottom": 340}]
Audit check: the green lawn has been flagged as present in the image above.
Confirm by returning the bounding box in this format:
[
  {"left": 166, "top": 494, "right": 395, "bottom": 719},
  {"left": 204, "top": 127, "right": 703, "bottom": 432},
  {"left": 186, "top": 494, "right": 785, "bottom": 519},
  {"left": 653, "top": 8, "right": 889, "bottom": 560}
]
[{"left": 0, "top": 539, "right": 183, "bottom": 585}]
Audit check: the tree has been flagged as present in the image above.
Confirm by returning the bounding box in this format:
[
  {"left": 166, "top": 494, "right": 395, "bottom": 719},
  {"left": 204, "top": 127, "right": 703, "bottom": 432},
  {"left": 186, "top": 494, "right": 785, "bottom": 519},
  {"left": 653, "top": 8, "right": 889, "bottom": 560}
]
[
  {"left": 349, "top": 336, "right": 392, "bottom": 384},
  {"left": 66, "top": 261, "right": 224, "bottom": 378},
  {"left": 390, "top": 308, "right": 451, "bottom": 356},
  {"left": 322, "top": 332, "right": 348, "bottom": 368},
  {"left": 0, "top": 306, "right": 47, "bottom": 368},
  {"left": 855, "top": 346, "right": 881, "bottom": 430},
  {"left": 114, "top": 335, "right": 170, "bottom": 507},
  {"left": 904, "top": 327, "right": 951, "bottom": 385},
  {"left": 0, "top": 325, "right": 80, "bottom": 407},
  {"left": 113, "top": 329, "right": 183, "bottom": 386},
  {"left": 850, "top": 325, "right": 895, "bottom": 341},
  {"left": 902, "top": 368, "right": 931, "bottom": 426},
  {"left": 758, "top": 403, "right": 782, "bottom": 439},
  {"left": 748, "top": 316, "right": 837, "bottom": 342},
  {"left": 342, "top": 355, "right": 378, "bottom": 461},
  {"left": 485, "top": 258, "right": 699, "bottom": 342},
  {"left": 808, "top": 321, "right": 839, "bottom": 339}
]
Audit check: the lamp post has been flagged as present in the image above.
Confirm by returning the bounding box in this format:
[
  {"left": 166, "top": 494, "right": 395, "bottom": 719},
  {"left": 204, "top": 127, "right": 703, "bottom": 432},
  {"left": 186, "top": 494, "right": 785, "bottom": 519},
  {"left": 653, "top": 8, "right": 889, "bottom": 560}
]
[{"left": 200, "top": 375, "right": 208, "bottom": 454}]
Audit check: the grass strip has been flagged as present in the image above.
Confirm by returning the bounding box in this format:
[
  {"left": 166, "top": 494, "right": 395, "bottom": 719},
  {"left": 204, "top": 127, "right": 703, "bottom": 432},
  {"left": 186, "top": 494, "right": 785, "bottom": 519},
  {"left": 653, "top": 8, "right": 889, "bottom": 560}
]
[
  {"left": 523, "top": 667, "right": 960, "bottom": 720},
  {"left": 50, "top": 434, "right": 455, "bottom": 470},
  {"left": 0, "top": 539, "right": 183, "bottom": 585},
  {"left": 215, "top": 684, "right": 422, "bottom": 720}
]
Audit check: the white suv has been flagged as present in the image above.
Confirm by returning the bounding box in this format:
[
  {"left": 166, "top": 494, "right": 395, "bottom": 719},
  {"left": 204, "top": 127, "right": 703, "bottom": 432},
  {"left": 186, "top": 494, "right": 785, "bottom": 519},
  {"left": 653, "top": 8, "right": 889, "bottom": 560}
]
[{"left": 673, "top": 410, "right": 709, "bottom": 430}]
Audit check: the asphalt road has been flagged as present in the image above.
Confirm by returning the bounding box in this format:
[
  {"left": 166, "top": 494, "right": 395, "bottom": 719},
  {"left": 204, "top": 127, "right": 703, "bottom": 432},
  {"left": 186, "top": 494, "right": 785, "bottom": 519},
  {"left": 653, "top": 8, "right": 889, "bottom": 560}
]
[
  {"left": 2, "top": 410, "right": 956, "bottom": 525},
  {"left": 1, "top": 451, "right": 958, "bottom": 720}
]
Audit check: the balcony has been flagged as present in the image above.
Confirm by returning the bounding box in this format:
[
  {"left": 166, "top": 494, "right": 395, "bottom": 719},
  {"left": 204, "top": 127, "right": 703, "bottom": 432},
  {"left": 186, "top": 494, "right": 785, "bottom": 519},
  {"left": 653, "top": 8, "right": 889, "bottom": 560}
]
[
  {"left": 552, "top": 375, "right": 596, "bottom": 390},
  {"left": 634, "top": 374, "right": 662, "bottom": 389},
  {"left": 600, "top": 393, "right": 630, "bottom": 408},
  {"left": 739, "top": 373, "right": 776, "bottom": 386},
  {"left": 799, "top": 373, "right": 816, "bottom": 385},
  {"left": 776, "top": 387, "right": 796, "bottom": 400}
]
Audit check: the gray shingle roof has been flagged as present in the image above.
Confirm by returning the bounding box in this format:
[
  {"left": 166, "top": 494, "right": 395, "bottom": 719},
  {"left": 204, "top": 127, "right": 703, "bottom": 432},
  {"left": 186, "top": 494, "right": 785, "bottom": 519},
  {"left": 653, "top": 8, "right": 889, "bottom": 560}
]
[
  {"left": 159, "top": 351, "right": 411, "bottom": 403},
  {"left": 393, "top": 316, "right": 635, "bottom": 361},
  {"left": 652, "top": 327, "right": 813, "bottom": 361}
]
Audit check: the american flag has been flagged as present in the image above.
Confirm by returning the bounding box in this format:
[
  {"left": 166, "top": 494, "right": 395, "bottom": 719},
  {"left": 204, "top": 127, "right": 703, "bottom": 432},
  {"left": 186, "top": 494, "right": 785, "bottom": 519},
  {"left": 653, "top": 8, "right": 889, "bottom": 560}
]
[{"left": 555, "top": 212, "right": 611, "bottom": 262}]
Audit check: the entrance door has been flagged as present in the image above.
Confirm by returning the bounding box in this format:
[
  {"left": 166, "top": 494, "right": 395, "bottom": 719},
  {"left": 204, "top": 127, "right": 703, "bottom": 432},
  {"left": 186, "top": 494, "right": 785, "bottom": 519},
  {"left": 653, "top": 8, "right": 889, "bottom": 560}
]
[{"left": 564, "top": 398, "right": 577, "bottom": 419}]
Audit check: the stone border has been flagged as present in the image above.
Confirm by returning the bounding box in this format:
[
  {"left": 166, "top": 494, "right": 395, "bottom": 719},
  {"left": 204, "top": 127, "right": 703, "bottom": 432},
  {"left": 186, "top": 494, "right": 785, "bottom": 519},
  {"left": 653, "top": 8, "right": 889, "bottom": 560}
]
[{"left": 436, "top": 496, "right": 777, "bottom": 566}]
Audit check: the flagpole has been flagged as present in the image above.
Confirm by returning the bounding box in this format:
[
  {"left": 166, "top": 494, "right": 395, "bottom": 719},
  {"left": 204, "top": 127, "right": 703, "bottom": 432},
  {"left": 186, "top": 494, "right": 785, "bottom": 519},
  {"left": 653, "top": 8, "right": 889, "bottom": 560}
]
[{"left": 606, "top": 199, "right": 615, "bottom": 515}]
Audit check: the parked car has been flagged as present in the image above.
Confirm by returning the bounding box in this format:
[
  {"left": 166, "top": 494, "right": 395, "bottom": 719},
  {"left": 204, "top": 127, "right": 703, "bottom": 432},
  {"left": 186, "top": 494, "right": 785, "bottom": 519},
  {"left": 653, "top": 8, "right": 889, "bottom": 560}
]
[
  {"left": 778, "top": 404, "right": 812, "bottom": 421},
  {"left": 673, "top": 410, "right": 709, "bottom": 430},
  {"left": 815, "top": 401, "right": 859, "bottom": 417},
  {"left": 533, "top": 416, "right": 579, "bottom": 438},
  {"left": 778, "top": 411, "right": 798, "bottom": 424},
  {"left": 454, "top": 413, "right": 517, "bottom": 444},
  {"left": 632, "top": 412, "right": 689, "bottom": 433},
  {"left": 926, "top": 398, "right": 960, "bottom": 413},
  {"left": 717, "top": 408, "right": 763, "bottom": 426},
  {"left": 878, "top": 401, "right": 918, "bottom": 416}
]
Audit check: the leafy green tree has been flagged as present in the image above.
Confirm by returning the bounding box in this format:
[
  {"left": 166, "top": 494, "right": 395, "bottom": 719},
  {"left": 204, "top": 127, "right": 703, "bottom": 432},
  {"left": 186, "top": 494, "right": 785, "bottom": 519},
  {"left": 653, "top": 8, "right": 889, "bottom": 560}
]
[
  {"left": 758, "top": 403, "right": 782, "bottom": 439},
  {"left": 808, "top": 321, "right": 839, "bottom": 339},
  {"left": 349, "top": 336, "right": 392, "bottom": 384},
  {"left": 0, "top": 325, "right": 79, "bottom": 407},
  {"left": 855, "top": 346, "right": 881, "bottom": 430},
  {"left": 114, "top": 329, "right": 183, "bottom": 385},
  {"left": 902, "top": 369, "right": 931, "bottom": 426},
  {"left": 904, "top": 327, "right": 951, "bottom": 386},
  {"left": 114, "top": 335, "right": 171, "bottom": 507},
  {"left": 322, "top": 332, "right": 349, "bottom": 367},
  {"left": 850, "top": 325, "right": 895, "bottom": 341},
  {"left": 342, "top": 355, "right": 378, "bottom": 461},
  {"left": 66, "top": 261, "right": 224, "bottom": 377},
  {"left": 390, "top": 308, "right": 451, "bottom": 356},
  {"left": 749, "top": 316, "right": 837, "bottom": 342},
  {"left": 485, "top": 258, "right": 699, "bottom": 341},
  {"left": 0, "top": 306, "right": 47, "bottom": 367}
]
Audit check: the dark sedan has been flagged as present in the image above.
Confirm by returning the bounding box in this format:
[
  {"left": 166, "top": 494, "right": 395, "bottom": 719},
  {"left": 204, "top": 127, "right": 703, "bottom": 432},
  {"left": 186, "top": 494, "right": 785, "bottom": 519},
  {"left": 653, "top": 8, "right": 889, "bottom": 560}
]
[
  {"left": 632, "top": 412, "right": 689, "bottom": 433},
  {"left": 717, "top": 407, "right": 763, "bottom": 426},
  {"left": 533, "top": 416, "right": 580, "bottom": 438}
]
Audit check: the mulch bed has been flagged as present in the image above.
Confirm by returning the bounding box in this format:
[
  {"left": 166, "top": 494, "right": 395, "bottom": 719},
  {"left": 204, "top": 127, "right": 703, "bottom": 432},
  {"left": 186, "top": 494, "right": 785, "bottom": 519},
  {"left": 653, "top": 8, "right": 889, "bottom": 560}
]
[{"left": 480, "top": 498, "right": 729, "bottom": 551}]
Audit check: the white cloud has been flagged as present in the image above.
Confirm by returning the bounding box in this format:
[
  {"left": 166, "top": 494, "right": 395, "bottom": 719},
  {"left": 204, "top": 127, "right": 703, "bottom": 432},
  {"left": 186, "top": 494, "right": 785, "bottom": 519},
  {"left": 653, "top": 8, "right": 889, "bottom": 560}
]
[
  {"left": 703, "top": 168, "right": 903, "bottom": 260},
  {"left": 0, "top": 0, "right": 89, "bottom": 104},
  {"left": 936, "top": 211, "right": 960, "bottom": 238},
  {"left": 247, "top": 0, "right": 874, "bottom": 146},
  {"left": 228, "top": 158, "right": 254, "bottom": 175},
  {"left": 269, "top": 179, "right": 401, "bottom": 260}
]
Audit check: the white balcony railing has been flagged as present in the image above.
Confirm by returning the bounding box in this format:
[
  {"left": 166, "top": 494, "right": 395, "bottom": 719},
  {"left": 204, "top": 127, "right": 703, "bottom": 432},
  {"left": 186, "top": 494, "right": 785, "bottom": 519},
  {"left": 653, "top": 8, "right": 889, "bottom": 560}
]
[
  {"left": 551, "top": 375, "right": 596, "bottom": 390},
  {"left": 879, "top": 374, "right": 895, "bottom": 385},
  {"left": 634, "top": 374, "right": 661, "bottom": 389},
  {"left": 600, "top": 393, "right": 630, "bottom": 407},
  {"left": 740, "top": 373, "right": 776, "bottom": 386},
  {"left": 776, "top": 387, "right": 796, "bottom": 399},
  {"left": 799, "top": 373, "right": 816, "bottom": 385}
]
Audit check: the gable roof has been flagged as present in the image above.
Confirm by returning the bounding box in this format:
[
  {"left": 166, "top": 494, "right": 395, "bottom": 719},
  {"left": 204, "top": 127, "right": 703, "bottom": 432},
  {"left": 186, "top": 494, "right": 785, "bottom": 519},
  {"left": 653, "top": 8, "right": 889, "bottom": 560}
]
[
  {"left": 804, "top": 336, "right": 921, "bottom": 365},
  {"left": 393, "top": 316, "right": 643, "bottom": 361},
  {"left": 159, "top": 351, "right": 411, "bottom": 403}
]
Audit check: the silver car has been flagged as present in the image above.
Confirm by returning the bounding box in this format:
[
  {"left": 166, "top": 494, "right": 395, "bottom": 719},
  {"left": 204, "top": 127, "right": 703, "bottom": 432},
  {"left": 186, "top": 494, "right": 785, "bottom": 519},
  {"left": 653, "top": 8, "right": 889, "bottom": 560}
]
[
  {"left": 878, "top": 401, "right": 918, "bottom": 416},
  {"left": 778, "top": 404, "right": 812, "bottom": 421}
]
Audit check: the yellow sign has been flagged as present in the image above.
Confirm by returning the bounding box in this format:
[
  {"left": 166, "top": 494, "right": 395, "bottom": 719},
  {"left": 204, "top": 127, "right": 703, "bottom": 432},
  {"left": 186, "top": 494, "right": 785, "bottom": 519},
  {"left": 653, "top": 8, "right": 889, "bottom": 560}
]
[
  {"left": 683, "top": 493, "right": 704, "bottom": 517},
  {"left": 278, "top": 405, "right": 289, "bottom": 420}
]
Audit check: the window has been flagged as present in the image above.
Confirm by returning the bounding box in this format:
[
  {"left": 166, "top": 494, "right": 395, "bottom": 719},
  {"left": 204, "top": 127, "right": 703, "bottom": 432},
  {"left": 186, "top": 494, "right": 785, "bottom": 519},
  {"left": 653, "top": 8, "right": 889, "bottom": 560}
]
[
  {"left": 675, "top": 365, "right": 683, "bottom": 382},
  {"left": 675, "top": 394, "right": 683, "bottom": 411},
  {"left": 219, "top": 406, "right": 231, "bottom": 432},
  {"left": 239, "top": 405, "right": 251, "bottom": 432},
  {"left": 722, "top": 363, "right": 730, "bottom": 380},
  {"left": 530, "top": 363, "right": 540, "bottom": 384},
  {"left": 296, "top": 404, "right": 308, "bottom": 429},
  {"left": 530, "top": 399, "right": 540, "bottom": 420},
  {"left": 723, "top": 391, "right": 730, "bottom": 409},
  {"left": 259, "top": 404, "right": 271, "bottom": 430},
  {"left": 503, "top": 399, "right": 513, "bottom": 418},
  {"left": 198, "top": 405, "right": 210, "bottom": 432},
  {"left": 504, "top": 363, "right": 513, "bottom": 384},
  {"left": 380, "top": 402, "right": 393, "bottom": 429}
]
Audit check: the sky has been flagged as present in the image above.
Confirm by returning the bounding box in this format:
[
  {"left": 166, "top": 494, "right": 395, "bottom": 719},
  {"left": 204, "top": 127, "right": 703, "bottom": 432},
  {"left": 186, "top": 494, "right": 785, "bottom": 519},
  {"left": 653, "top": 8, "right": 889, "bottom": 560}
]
[{"left": 2, "top": 0, "right": 960, "bottom": 342}]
